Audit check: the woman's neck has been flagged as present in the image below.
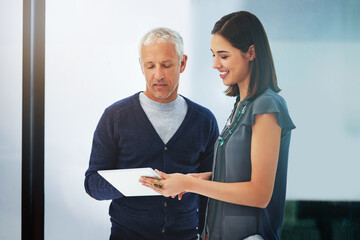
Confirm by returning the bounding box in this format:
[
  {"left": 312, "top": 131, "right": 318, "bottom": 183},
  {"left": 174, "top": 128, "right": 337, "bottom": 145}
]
[{"left": 237, "top": 82, "right": 249, "bottom": 102}]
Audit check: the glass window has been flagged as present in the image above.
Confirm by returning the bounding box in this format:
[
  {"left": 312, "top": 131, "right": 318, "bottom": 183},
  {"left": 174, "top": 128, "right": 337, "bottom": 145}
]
[
  {"left": 44, "top": 0, "right": 360, "bottom": 239},
  {"left": 0, "top": 1, "right": 22, "bottom": 239}
]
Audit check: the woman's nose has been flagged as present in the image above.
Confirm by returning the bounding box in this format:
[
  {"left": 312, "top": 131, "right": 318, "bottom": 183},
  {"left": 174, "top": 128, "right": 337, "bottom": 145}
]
[{"left": 213, "top": 57, "right": 221, "bottom": 69}]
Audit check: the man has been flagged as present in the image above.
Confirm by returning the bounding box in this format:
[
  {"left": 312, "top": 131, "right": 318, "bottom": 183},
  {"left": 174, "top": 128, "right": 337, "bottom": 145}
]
[{"left": 84, "top": 27, "right": 219, "bottom": 240}]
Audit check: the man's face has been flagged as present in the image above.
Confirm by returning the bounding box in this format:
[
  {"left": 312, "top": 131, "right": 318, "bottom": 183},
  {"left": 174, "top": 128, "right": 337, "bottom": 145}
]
[{"left": 140, "top": 41, "right": 187, "bottom": 103}]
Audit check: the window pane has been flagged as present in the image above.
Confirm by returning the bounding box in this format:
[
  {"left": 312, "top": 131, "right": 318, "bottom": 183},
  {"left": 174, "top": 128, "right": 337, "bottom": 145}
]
[
  {"left": 0, "top": 1, "right": 22, "bottom": 239},
  {"left": 44, "top": 0, "right": 360, "bottom": 239}
]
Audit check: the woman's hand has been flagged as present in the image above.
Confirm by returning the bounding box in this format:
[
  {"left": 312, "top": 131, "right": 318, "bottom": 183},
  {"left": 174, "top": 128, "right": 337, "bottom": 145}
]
[
  {"left": 175, "top": 172, "right": 212, "bottom": 199},
  {"left": 140, "top": 170, "right": 191, "bottom": 198},
  {"left": 188, "top": 172, "right": 212, "bottom": 180},
  {"left": 174, "top": 172, "right": 211, "bottom": 199}
]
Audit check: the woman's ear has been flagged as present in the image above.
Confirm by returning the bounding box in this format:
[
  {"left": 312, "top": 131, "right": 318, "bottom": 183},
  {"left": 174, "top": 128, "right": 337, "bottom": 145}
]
[{"left": 248, "top": 45, "right": 256, "bottom": 62}]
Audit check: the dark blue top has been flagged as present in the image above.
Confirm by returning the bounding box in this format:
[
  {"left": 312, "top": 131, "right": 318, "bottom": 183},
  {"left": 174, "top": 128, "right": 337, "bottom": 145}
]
[
  {"left": 206, "top": 89, "right": 295, "bottom": 240},
  {"left": 84, "top": 92, "right": 219, "bottom": 240}
]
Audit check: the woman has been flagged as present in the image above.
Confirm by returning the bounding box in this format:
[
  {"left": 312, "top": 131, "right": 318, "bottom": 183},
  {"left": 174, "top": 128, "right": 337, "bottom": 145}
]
[{"left": 140, "top": 11, "right": 295, "bottom": 240}]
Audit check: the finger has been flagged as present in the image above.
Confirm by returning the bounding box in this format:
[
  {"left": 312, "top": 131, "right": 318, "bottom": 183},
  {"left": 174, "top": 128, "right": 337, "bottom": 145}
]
[
  {"left": 139, "top": 176, "right": 155, "bottom": 184},
  {"left": 139, "top": 177, "right": 148, "bottom": 184},
  {"left": 139, "top": 177, "right": 153, "bottom": 186},
  {"left": 153, "top": 187, "right": 163, "bottom": 193},
  {"left": 187, "top": 173, "right": 200, "bottom": 178},
  {"left": 153, "top": 188, "right": 169, "bottom": 197},
  {"left": 178, "top": 191, "right": 185, "bottom": 200},
  {"left": 140, "top": 178, "right": 160, "bottom": 189},
  {"left": 152, "top": 180, "right": 164, "bottom": 190},
  {"left": 148, "top": 181, "right": 163, "bottom": 192},
  {"left": 155, "top": 169, "right": 169, "bottom": 179},
  {"left": 141, "top": 181, "right": 153, "bottom": 188}
]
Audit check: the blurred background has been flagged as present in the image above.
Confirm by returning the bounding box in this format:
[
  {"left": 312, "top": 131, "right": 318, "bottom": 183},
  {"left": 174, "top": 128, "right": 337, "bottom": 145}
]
[{"left": 1, "top": 0, "right": 360, "bottom": 239}]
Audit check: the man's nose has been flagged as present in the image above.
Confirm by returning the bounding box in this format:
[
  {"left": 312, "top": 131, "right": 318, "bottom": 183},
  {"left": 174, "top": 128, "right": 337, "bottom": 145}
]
[{"left": 154, "top": 67, "right": 165, "bottom": 81}]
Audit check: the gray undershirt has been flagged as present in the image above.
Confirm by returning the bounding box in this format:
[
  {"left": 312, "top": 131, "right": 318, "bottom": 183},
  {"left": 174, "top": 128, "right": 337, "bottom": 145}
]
[{"left": 139, "top": 92, "right": 188, "bottom": 144}]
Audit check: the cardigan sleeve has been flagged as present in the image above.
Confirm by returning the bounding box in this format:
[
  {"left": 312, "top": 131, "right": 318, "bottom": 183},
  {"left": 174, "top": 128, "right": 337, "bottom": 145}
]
[
  {"left": 84, "top": 108, "right": 123, "bottom": 200},
  {"left": 198, "top": 115, "right": 219, "bottom": 172},
  {"left": 197, "top": 112, "right": 219, "bottom": 234}
]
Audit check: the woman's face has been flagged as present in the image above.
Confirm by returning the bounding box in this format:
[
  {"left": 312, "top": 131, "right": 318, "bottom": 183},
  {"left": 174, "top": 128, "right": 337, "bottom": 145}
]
[{"left": 210, "top": 34, "right": 254, "bottom": 88}]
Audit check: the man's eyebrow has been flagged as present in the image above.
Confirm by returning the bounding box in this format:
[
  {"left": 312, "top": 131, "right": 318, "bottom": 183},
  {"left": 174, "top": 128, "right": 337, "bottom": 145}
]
[
  {"left": 161, "top": 60, "right": 173, "bottom": 63},
  {"left": 144, "top": 60, "right": 173, "bottom": 64}
]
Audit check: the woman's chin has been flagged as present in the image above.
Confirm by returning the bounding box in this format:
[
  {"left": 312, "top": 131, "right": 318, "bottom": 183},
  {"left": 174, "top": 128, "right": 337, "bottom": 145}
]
[{"left": 222, "top": 79, "right": 232, "bottom": 86}]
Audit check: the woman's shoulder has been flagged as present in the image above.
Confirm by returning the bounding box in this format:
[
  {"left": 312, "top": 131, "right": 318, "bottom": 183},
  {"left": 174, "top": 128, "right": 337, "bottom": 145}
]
[
  {"left": 243, "top": 89, "right": 295, "bottom": 130},
  {"left": 252, "top": 88, "right": 286, "bottom": 107},
  {"left": 250, "top": 88, "right": 287, "bottom": 114}
]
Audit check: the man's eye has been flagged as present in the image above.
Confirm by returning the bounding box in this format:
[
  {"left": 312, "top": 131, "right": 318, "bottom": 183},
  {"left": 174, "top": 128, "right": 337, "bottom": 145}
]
[
  {"left": 163, "top": 65, "right": 172, "bottom": 68},
  {"left": 146, "top": 65, "right": 154, "bottom": 69}
]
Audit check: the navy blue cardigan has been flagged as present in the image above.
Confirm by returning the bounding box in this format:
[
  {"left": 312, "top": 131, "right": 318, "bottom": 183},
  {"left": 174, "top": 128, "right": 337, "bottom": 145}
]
[{"left": 84, "top": 92, "right": 219, "bottom": 240}]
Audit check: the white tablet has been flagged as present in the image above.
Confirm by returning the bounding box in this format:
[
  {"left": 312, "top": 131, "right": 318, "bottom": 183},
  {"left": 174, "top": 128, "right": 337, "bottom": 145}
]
[{"left": 98, "top": 167, "right": 161, "bottom": 197}]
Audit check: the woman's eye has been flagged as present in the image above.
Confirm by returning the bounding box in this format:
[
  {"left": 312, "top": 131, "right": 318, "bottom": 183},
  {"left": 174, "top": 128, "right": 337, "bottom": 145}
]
[{"left": 221, "top": 56, "right": 228, "bottom": 59}]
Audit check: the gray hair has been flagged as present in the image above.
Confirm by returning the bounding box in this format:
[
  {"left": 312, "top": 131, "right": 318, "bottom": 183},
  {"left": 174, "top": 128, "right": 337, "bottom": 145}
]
[{"left": 139, "top": 27, "right": 184, "bottom": 63}]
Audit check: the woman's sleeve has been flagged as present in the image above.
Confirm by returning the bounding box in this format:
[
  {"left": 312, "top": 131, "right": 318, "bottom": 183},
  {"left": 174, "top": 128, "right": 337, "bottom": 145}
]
[{"left": 242, "top": 93, "right": 296, "bottom": 131}]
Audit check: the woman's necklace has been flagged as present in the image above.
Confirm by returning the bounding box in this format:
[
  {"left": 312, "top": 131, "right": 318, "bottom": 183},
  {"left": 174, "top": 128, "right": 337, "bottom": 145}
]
[{"left": 218, "top": 96, "right": 249, "bottom": 147}]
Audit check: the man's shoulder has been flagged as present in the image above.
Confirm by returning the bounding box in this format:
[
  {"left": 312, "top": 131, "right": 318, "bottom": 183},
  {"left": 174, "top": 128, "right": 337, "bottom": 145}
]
[{"left": 104, "top": 92, "right": 140, "bottom": 115}]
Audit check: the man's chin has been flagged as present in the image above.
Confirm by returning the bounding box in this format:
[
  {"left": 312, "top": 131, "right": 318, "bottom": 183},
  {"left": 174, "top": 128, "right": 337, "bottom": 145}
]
[
  {"left": 154, "top": 96, "right": 172, "bottom": 103},
  {"left": 144, "top": 89, "right": 177, "bottom": 103},
  {"left": 153, "top": 93, "right": 177, "bottom": 103}
]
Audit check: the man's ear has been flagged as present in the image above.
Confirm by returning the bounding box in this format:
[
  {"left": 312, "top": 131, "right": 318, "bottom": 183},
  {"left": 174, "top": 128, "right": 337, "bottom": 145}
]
[
  {"left": 139, "top": 58, "right": 144, "bottom": 75},
  {"left": 179, "top": 54, "right": 188, "bottom": 73},
  {"left": 248, "top": 45, "right": 256, "bottom": 62}
]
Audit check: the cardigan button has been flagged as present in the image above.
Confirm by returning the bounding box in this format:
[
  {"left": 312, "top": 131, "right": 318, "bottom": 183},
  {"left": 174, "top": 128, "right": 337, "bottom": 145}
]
[
  {"left": 163, "top": 201, "right": 167, "bottom": 207},
  {"left": 164, "top": 146, "right": 168, "bottom": 151},
  {"left": 162, "top": 228, "right": 166, "bottom": 233}
]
